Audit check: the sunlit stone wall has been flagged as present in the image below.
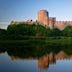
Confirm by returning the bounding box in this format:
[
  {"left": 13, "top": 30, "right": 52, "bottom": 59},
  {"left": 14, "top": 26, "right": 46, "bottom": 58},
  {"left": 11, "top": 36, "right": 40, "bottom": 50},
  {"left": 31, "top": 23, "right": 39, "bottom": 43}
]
[{"left": 37, "top": 10, "right": 49, "bottom": 26}]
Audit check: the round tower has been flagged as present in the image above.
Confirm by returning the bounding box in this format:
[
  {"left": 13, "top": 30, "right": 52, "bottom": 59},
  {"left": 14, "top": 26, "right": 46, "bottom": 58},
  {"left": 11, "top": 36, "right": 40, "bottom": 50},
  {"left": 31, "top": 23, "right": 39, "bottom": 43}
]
[{"left": 37, "top": 10, "right": 49, "bottom": 26}]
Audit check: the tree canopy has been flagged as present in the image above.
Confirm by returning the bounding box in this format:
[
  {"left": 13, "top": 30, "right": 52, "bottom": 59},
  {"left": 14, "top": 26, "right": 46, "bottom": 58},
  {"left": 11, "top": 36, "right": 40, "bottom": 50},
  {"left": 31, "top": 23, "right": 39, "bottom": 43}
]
[{"left": 0, "top": 23, "right": 72, "bottom": 39}]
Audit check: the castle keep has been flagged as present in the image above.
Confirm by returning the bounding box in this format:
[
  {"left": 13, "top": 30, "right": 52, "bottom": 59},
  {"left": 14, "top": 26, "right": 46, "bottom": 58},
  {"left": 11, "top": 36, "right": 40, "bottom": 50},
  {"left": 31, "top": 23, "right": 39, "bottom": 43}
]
[
  {"left": 37, "top": 10, "right": 49, "bottom": 26},
  {"left": 11, "top": 10, "right": 72, "bottom": 30}
]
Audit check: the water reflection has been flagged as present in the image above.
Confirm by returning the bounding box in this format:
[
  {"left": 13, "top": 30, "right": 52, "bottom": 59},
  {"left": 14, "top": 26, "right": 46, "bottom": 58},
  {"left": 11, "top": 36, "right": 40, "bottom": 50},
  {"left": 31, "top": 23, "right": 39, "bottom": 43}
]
[
  {"left": 0, "top": 47, "right": 72, "bottom": 68},
  {"left": 0, "top": 46, "right": 72, "bottom": 72},
  {"left": 38, "top": 51, "right": 72, "bottom": 69},
  {"left": 38, "top": 54, "right": 49, "bottom": 69}
]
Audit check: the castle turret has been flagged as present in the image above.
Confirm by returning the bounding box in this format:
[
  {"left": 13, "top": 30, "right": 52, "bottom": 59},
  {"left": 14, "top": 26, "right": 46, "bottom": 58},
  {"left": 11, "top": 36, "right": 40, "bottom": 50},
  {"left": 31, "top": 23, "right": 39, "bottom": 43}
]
[
  {"left": 37, "top": 10, "right": 49, "bottom": 26},
  {"left": 49, "top": 17, "right": 56, "bottom": 29}
]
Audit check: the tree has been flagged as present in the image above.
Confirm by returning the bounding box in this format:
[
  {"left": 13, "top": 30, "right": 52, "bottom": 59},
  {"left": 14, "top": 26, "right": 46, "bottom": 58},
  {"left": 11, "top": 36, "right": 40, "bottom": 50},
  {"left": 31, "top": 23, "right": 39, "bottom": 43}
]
[
  {"left": 0, "top": 29, "right": 7, "bottom": 35},
  {"left": 62, "top": 26, "right": 72, "bottom": 37},
  {"left": 50, "top": 28, "right": 63, "bottom": 37},
  {"left": 7, "top": 24, "right": 36, "bottom": 36}
]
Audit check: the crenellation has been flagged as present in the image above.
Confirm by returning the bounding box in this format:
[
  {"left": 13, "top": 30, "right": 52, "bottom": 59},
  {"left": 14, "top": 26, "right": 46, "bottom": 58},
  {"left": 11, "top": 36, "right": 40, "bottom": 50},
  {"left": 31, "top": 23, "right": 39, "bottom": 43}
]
[{"left": 10, "top": 9, "right": 72, "bottom": 30}]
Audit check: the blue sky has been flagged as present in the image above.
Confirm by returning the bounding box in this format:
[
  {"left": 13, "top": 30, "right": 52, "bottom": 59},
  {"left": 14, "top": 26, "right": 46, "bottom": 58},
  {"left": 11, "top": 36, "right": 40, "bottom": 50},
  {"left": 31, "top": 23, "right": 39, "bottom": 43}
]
[{"left": 0, "top": 0, "right": 72, "bottom": 28}]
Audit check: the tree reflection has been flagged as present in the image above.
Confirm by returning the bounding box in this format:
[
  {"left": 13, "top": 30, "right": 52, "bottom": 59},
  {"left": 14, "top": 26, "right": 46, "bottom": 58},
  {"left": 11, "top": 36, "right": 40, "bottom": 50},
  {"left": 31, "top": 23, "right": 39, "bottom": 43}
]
[{"left": 0, "top": 45, "right": 72, "bottom": 69}]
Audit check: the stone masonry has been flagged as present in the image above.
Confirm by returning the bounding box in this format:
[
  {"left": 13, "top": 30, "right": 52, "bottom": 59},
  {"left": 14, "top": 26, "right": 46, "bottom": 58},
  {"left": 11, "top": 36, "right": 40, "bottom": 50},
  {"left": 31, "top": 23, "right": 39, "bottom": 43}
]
[{"left": 11, "top": 9, "right": 72, "bottom": 30}]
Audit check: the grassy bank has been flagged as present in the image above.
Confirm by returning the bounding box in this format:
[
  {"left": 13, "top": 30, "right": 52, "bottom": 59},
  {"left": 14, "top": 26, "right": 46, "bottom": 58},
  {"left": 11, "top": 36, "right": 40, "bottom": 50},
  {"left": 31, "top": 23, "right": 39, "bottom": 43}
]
[
  {"left": 0, "top": 37, "right": 72, "bottom": 46},
  {"left": 0, "top": 37, "right": 72, "bottom": 57}
]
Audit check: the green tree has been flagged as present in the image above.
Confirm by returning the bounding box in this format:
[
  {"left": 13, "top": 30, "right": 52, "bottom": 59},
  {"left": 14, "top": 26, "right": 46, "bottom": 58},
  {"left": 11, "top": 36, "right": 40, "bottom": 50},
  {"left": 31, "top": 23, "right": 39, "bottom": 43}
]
[
  {"left": 51, "top": 28, "right": 63, "bottom": 37},
  {"left": 62, "top": 26, "right": 72, "bottom": 37},
  {"left": 0, "top": 29, "right": 7, "bottom": 35}
]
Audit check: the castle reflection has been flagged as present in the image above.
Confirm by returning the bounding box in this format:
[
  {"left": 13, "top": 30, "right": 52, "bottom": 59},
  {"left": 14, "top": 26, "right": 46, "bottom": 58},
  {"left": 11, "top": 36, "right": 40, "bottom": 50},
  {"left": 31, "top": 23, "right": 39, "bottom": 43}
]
[
  {"left": 0, "top": 47, "right": 72, "bottom": 69},
  {"left": 38, "top": 51, "right": 72, "bottom": 69}
]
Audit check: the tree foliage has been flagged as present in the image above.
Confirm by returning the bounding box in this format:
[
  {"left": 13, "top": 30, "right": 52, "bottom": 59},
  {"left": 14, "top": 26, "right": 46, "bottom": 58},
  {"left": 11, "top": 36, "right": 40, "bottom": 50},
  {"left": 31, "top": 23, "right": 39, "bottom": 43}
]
[
  {"left": 0, "top": 23, "right": 72, "bottom": 40},
  {"left": 62, "top": 26, "right": 72, "bottom": 37}
]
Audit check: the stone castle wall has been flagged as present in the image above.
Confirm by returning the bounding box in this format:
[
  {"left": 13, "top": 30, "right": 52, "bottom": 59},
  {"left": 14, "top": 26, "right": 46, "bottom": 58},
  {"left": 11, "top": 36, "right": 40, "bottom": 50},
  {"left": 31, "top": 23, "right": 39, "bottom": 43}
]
[
  {"left": 37, "top": 10, "right": 49, "bottom": 26},
  {"left": 55, "top": 21, "right": 72, "bottom": 29},
  {"left": 10, "top": 9, "right": 72, "bottom": 30},
  {"left": 49, "top": 17, "right": 56, "bottom": 29}
]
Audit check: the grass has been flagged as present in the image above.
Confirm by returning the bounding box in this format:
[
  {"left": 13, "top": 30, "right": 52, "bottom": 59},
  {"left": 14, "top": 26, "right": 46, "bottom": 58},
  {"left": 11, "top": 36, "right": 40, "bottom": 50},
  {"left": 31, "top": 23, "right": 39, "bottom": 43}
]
[
  {"left": 0, "top": 37, "right": 72, "bottom": 46},
  {"left": 0, "top": 37, "right": 72, "bottom": 56}
]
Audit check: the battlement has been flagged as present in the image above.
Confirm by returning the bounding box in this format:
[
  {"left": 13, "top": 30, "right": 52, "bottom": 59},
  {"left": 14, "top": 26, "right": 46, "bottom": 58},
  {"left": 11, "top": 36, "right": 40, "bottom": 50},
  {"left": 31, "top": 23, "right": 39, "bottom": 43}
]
[{"left": 10, "top": 10, "right": 72, "bottom": 30}]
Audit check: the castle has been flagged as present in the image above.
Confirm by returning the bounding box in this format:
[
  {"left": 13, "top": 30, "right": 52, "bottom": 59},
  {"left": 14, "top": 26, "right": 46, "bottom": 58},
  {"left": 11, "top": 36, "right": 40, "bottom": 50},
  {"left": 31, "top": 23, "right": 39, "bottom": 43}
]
[{"left": 11, "top": 9, "right": 72, "bottom": 30}]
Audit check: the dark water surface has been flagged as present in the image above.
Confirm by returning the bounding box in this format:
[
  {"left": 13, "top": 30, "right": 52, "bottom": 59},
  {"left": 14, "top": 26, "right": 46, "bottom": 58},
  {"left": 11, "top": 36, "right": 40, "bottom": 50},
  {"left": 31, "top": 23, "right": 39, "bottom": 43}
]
[{"left": 0, "top": 49, "right": 72, "bottom": 72}]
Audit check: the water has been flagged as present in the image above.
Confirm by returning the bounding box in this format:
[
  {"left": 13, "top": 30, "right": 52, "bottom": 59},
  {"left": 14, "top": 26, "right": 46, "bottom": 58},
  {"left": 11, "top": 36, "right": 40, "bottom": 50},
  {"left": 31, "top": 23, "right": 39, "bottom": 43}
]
[{"left": 0, "top": 50, "right": 72, "bottom": 72}]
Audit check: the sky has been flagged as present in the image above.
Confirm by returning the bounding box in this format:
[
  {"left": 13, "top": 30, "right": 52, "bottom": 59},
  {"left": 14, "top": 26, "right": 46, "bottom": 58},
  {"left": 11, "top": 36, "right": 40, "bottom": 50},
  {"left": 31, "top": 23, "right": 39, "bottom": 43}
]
[{"left": 0, "top": 0, "right": 72, "bottom": 28}]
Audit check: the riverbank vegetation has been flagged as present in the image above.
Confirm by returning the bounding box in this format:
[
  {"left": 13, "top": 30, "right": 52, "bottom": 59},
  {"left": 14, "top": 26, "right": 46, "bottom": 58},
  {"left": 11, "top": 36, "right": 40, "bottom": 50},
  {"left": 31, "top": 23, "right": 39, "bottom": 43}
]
[{"left": 0, "top": 23, "right": 72, "bottom": 46}]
